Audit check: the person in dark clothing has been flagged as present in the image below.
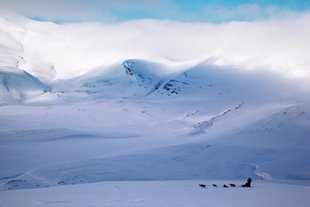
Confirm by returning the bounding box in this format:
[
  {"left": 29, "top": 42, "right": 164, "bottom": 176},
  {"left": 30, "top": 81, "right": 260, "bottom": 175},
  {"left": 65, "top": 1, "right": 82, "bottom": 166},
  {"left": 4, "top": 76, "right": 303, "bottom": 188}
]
[{"left": 241, "top": 177, "right": 252, "bottom": 187}]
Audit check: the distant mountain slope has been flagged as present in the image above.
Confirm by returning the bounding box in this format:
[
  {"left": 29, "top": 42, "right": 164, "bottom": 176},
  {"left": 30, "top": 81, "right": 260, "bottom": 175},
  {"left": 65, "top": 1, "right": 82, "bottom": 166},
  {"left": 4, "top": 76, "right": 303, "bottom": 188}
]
[
  {"left": 50, "top": 59, "right": 309, "bottom": 103},
  {"left": 0, "top": 67, "right": 50, "bottom": 104}
]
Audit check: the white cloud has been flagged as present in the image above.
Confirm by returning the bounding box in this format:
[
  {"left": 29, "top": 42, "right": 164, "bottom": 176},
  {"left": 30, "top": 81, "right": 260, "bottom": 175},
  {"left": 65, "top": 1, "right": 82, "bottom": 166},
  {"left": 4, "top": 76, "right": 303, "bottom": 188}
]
[
  {"left": 1, "top": 10, "right": 310, "bottom": 79},
  {"left": 202, "top": 4, "right": 301, "bottom": 22}
]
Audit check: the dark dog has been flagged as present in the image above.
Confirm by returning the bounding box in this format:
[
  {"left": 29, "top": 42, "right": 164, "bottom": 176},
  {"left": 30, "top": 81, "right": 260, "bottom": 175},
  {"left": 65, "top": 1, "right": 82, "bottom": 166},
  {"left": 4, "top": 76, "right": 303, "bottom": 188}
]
[
  {"left": 230, "top": 184, "right": 236, "bottom": 187},
  {"left": 212, "top": 184, "right": 217, "bottom": 187},
  {"left": 199, "top": 184, "right": 206, "bottom": 188},
  {"left": 223, "top": 184, "right": 228, "bottom": 188}
]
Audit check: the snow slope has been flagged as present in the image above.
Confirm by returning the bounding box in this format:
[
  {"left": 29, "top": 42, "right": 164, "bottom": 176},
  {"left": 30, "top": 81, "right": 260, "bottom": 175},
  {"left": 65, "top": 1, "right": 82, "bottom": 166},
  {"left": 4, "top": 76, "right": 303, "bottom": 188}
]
[
  {"left": 0, "top": 67, "right": 49, "bottom": 104},
  {"left": 0, "top": 59, "right": 309, "bottom": 191},
  {"left": 1, "top": 180, "right": 310, "bottom": 207},
  {"left": 0, "top": 14, "right": 309, "bottom": 207}
]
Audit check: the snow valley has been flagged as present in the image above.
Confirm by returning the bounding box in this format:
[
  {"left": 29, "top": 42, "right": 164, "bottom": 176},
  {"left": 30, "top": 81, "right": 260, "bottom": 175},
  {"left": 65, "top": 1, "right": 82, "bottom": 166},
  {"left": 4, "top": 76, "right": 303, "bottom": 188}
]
[{"left": 0, "top": 12, "right": 310, "bottom": 207}]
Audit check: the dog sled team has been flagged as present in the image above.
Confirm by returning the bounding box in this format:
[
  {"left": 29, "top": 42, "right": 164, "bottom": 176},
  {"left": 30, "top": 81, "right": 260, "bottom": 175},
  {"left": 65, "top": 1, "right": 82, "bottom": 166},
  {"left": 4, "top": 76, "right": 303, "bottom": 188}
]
[{"left": 199, "top": 177, "right": 252, "bottom": 188}]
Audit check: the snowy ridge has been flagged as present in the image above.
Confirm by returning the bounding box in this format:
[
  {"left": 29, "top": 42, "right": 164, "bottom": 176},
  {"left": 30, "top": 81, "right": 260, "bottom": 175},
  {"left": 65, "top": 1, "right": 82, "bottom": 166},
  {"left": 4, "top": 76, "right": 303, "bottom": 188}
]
[
  {"left": 0, "top": 67, "right": 50, "bottom": 103},
  {"left": 49, "top": 58, "right": 310, "bottom": 101},
  {"left": 190, "top": 103, "right": 244, "bottom": 135}
]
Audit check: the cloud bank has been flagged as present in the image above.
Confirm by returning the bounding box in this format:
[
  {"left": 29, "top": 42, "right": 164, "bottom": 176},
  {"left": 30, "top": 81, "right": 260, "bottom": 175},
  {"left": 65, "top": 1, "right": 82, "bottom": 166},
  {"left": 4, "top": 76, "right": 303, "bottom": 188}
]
[{"left": 0, "top": 11, "right": 310, "bottom": 79}]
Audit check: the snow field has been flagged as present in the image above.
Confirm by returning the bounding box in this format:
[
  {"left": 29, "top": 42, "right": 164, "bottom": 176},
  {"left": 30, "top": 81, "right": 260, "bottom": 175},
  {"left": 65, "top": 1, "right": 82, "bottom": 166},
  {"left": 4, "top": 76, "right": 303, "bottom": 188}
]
[{"left": 0, "top": 180, "right": 309, "bottom": 207}]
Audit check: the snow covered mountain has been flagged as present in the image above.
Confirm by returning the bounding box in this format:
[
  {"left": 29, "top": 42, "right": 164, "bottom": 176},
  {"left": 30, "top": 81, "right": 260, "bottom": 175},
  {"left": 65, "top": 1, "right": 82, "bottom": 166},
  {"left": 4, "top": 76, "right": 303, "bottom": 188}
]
[
  {"left": 0, "top": 13, "right": 310, "bottom": 191},
  {"left": 0, "top": 67, "right": 50, "bottom": 103}
]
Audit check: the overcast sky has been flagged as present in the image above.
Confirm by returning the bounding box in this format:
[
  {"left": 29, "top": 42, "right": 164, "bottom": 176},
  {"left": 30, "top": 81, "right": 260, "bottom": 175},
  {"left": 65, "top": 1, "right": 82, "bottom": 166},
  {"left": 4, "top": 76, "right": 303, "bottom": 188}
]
[{"left": 1, "top": 0, "right": 310, "bottom": 23}]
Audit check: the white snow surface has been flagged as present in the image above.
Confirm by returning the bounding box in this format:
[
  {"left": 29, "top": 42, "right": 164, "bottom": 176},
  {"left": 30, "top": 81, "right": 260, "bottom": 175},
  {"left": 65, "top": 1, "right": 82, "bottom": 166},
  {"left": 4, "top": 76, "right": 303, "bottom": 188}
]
[
  {"left": 0, "top": 12, "right": 310, "bottom": 206},
  {"left": 0, "top": 59, "right": 309, "bottom": 190},
  {"left": 0, "top": 67, "right": 49, "bottom": 103},
  {"left": 1, "top": 180, "right": 310, "bottom": 207}
]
